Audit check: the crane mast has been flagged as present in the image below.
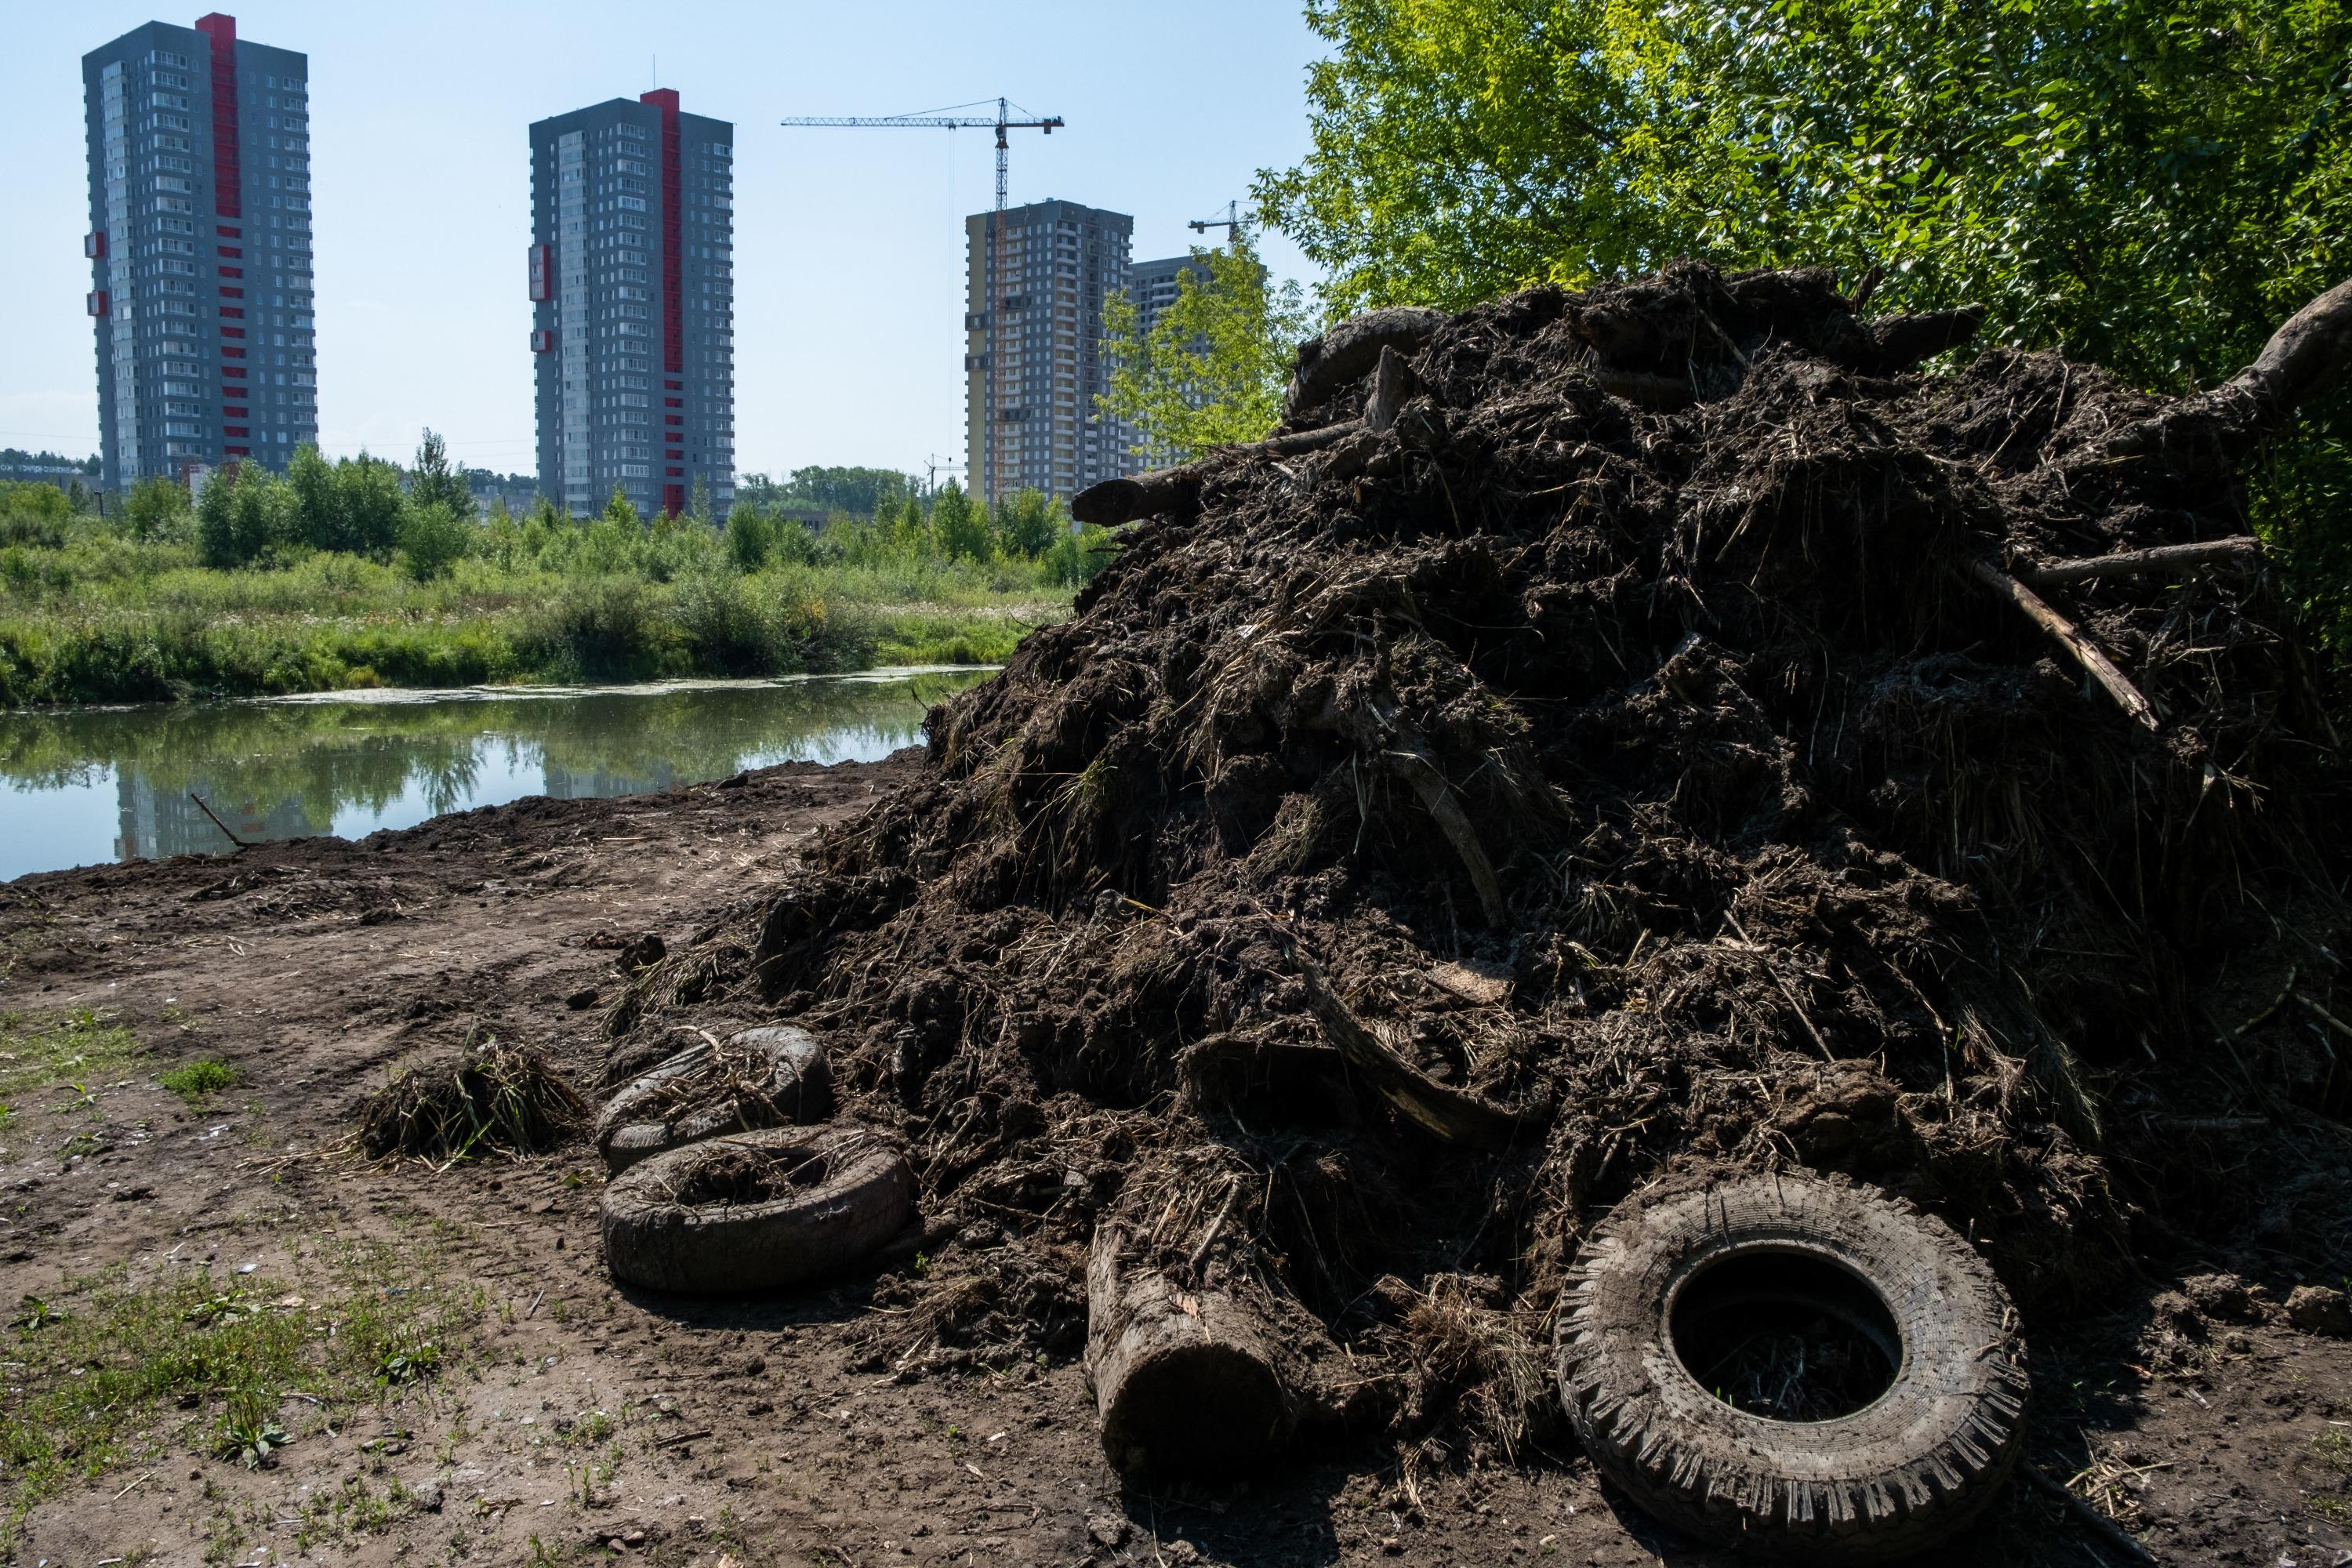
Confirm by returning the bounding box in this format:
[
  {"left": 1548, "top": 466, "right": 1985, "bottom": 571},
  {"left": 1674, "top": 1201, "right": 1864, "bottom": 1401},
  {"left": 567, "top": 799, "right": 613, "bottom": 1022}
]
[{"left": 780, "top": 100, "right": 1064, "bottom": 505}]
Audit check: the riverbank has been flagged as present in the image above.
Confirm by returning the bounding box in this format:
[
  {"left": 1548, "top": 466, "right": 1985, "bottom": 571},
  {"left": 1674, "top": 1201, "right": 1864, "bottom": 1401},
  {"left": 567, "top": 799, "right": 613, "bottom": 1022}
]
[{"left": 0, "top": 543, "right": 1066, "bottom": 706}]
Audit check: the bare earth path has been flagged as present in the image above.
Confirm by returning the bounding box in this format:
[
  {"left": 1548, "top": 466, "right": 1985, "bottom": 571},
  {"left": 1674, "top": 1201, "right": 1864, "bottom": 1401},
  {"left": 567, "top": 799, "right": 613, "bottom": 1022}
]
[{"left": 2, "top": 756, "right": 2349, "bottom": 1566}]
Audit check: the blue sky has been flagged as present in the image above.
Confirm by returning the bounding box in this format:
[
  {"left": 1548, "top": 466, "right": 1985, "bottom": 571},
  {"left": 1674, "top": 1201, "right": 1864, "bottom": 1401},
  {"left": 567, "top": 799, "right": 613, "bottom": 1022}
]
[{"left": 1, "top": 1, "right": 1327, "bottom": 482}]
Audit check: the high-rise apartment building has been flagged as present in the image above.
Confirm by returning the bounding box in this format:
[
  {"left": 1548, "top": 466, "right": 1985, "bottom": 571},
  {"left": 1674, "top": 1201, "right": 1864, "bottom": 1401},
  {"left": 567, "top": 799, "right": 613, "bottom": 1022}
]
[
  {"left": 1128, "top": 253, "right": 1211, "bottom": 340},
  {"left": 964, "top": 199, "right": 1135, "bottom": 503},
  {"left": 83, "top": 14, "right": 315, "bottom": 492},
  {"left": 530, "top": 91, "right": 735, "bottom": 520}
]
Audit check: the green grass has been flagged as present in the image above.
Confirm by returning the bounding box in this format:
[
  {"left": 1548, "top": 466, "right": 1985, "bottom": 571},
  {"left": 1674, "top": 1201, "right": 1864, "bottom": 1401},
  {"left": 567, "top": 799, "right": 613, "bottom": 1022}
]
[
  {"left": 157, "top": 1058, "right": 238, "bottom": 1106},
  {"left": 0, "top": 1008, "right": 147, "bottom": 1106},
  {"left": 0, "top": 524, "right": 1074, "bottom": 706},
  {"left": 0, "top": 1238, "right": 473, "bottom": 1554}
]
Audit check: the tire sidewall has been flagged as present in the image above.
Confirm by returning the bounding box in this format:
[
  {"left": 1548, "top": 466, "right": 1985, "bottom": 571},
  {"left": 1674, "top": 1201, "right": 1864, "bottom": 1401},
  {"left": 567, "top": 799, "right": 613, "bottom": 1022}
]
[{"left": 1557, "top": 1171, "right": 2028, "bottom": 1561}]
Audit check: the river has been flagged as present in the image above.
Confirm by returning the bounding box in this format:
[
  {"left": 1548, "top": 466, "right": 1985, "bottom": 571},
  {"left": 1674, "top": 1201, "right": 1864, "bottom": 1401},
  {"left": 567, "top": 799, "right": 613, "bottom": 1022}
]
[{"left": 0, "top": 666, "right": 994, "bottom": 882}]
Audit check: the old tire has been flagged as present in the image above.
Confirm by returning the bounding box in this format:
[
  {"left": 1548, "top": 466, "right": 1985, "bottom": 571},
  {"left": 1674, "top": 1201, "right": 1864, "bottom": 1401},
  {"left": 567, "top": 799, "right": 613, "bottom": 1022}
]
[
  {"left": 596, "top": 1025, "right": 833, "bottom": 1174},
  {"left": 601, "top": 1123, "right": 913, "bottom": 1296},
  {"left": 1557, "top": 1171, "right": 2028, "bottom": 1563}
]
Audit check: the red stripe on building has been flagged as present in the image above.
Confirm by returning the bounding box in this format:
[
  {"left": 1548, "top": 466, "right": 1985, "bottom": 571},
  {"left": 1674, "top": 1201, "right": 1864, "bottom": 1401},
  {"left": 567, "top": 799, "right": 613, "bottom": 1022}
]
[
  {"left": 196, "top": 15, "right": 241, "bottom": 220},
  {"left": 641, "top": 89, "right": 684, "bottom": 516}
]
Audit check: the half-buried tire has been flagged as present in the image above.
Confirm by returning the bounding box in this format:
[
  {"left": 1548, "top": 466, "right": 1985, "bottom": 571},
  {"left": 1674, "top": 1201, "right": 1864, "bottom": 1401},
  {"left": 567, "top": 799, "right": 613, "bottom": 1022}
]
[
  {"left": 601, "top": 1124, "right": 914, "bottom": 1296},
  {"left": 597, "top": 1025, "right": 832, "bottom": 1174},
  {"left": 1557, "top": 1171, "right": 2028, "bottom": 1563}
]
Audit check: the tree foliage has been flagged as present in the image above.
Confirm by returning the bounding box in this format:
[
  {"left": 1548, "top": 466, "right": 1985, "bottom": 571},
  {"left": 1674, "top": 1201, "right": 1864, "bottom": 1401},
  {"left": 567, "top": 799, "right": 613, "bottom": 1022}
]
[
  {"left": 1101, "top": 234, "right": 1313, "bottom": 460},
  {"left": 406, "top": 429, "right": 474, "bottom": 521},
  {"left": 1257, "top": 0, "right": 2352, "bottom": 390}
]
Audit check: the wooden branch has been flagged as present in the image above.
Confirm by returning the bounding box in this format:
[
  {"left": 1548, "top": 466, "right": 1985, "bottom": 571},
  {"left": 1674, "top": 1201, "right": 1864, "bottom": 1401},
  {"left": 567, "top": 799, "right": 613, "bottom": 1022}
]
[
  {"left": 1069, "top": 423, "right": 1360, "bottom": 526},
  {"left": 1289, "top": 946, "right": 1539, "bottom": 1149},
  {"left": 1969, "top": 561, "right": 2160, "bottom": 732},
  {"left": 187, "top": 791, "right": 254, "bottom": 851},
  {"left": 2020, "top": 535, "right": 2263, "bottom": 588},
  {"left": 1384, "top": 746, "right": 1510, "bottom": 927}
]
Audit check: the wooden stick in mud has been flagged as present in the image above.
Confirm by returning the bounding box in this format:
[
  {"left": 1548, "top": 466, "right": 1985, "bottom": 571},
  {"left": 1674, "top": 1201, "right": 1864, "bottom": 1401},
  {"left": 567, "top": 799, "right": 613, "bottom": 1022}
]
[
  {"left": 1969, "top": 560, "right": 2161, "bottom": 733},
  {"left": 2021, "top": 536, "right": 2263, "bottom": 588},
  {"left": 187, "top": 790, "right": 255, "bottom": 851}
]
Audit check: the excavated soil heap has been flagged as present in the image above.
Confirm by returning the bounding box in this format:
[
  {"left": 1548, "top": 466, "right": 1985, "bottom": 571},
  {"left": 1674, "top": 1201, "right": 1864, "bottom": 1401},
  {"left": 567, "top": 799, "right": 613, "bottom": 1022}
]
[{"left": 627, "top": 262, "right": 2352, "bottom": 1461}]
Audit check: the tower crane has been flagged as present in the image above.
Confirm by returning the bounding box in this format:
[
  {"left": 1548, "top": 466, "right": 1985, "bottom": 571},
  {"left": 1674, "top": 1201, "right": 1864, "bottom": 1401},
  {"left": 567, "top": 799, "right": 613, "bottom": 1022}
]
[
  {"left": 780, "top": 100, "right": 1064, "bottom": 504},
  {"left": 1188, "top": 199, "right": 1245, "bottom": 251}
]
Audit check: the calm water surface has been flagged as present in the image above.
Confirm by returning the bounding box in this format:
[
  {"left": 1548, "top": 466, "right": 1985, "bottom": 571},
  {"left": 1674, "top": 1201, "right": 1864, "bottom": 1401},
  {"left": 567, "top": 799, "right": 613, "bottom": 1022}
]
[{"left": 0, "top": 667, "right": 995, "bottom": 882}]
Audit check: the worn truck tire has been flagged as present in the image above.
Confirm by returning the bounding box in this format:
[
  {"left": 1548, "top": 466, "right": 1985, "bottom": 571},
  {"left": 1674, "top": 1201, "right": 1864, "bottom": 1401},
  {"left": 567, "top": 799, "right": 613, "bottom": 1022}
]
[
  {"left": 597, "top": 1025, "right": 832, "bottom": 1174},
  {"left": 1557, "top": 1171, "right": 2028, "bottom": 1563},
  {"left": 601, "top": 1124, "right": 913, "bottom": 1296}
]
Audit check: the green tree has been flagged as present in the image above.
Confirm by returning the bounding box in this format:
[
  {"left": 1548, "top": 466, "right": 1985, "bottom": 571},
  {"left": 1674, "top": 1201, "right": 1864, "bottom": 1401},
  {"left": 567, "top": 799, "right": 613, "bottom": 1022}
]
[
  {"left": 1257, "top": 0, "right": 2352, "bottom": 387},
  {"left": 932, "top": 479, "right": 989, "bottom": 561},
  {"left": 991, "top": 489, "right": 1062, "bottom": 559},
  {"left": 602, "top": 486, "right": 641, "bottom": 530},
  {"left": 780, "top": 466, "right": 915, "bottom": 514},
  {"left": 337, "top": 454, "right": 406, "bottom": 560},
  {"left": 121, "top": 475, "right": 190, "bottom": 543},
  {"left": 1100, "top": 233, "right": 1312, "bottom": 460},
  {"left": 195, "top": 464, "right": 296, "bottom": 568},
  {"left": 287, "top": 443, "right": 339, "bottom": 551},
  {"left": 397, "top": 501, "right": 472, "bottom": 581},
  {"left": 725, "top": 503, "right": 773, "bottom": 572},
  {"left": 688, "top": 474, "right": 715, "bottom": 529},
  {"left": 887, "top": 495, "right": 935, "bottom": 560},
  {"left": 407, "top": 429, "right": 474, "bottom": 520}
]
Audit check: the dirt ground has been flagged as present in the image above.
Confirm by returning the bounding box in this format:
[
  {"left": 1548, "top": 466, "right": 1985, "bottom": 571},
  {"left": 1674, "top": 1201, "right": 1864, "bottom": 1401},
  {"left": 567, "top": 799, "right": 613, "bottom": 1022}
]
[{"left": 3, "top": 755, "right": 2351, "bottom": 1567}]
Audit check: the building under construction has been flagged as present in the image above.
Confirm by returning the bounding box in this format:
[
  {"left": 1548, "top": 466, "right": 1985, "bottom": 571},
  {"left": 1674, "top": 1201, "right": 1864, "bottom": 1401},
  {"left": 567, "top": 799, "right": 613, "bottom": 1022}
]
[{"left": 962, "top": 199, "right": 1138, "bottom": 503}]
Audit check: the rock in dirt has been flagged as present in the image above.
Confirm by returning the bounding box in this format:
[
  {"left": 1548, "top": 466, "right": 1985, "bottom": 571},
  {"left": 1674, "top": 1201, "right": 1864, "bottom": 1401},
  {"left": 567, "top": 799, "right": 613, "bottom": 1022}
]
[{"left": 2288, "top": 1284, "right": 2352, "bottom": 1338}]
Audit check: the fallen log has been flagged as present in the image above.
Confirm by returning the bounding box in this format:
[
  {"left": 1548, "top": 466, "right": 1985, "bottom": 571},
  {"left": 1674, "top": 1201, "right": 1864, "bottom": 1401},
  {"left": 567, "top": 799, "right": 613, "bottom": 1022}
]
[
  {"left": 1069, "top": 423, "right": 1361, "bottom": 525},
  {"left": 1284, "top": 305, "right": 1447, "bottom": 420},
  {"left": 1084, "top": 1221, "right": 1290, "bottom": 1476},
  {"left": 2020, "top": 535, "right": 2263, "bottom": 588},
  {"left": 1969, "top": 560, "right": 2161, "bottom": 732},
  {"left": 1290, "top": 945, "right": 1541, "bottom": 1148}
]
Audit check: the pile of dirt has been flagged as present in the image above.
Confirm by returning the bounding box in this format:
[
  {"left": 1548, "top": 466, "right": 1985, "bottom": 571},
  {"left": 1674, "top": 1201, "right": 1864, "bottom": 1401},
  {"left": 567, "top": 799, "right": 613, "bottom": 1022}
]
[{"left": 626, "top": 262, "right": 2352, "bottom": 1465}]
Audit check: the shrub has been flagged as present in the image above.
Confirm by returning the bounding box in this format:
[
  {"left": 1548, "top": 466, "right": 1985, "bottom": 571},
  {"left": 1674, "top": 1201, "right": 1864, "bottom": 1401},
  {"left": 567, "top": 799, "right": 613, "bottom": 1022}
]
[{"left": 397, "top": 502, "right": 472, "bottom": 581}]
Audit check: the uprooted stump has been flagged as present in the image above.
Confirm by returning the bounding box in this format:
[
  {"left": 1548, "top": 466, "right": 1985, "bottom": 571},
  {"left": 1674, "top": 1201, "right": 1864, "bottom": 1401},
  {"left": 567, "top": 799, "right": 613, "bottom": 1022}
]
[
  {"left": 1085, "top": 1221, "right": 1290, "bottom": 1476},
  {"left": 359, "top": 1037, "right": 586, "bottom": 1160}
]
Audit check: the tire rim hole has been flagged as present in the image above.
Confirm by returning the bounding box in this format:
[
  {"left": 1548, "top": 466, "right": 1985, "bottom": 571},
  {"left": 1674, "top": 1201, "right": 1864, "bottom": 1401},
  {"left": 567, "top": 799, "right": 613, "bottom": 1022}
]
[
  {"left": 675, "top": 1148, "right": 829, "bottom": 1207},
  {"left": 1667, "top": 1247, "right": 1901, "bottom": 1422}
]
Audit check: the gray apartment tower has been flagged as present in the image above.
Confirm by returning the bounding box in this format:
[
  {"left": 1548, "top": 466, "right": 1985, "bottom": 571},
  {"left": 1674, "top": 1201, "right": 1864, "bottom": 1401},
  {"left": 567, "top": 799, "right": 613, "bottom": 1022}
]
[
  {"left": 530, "top": 91, "right": 735, "bottom": 520},
  {"left": 964, "top": 199, "right": 1136, "bottom": 503},
  {"left": 83, "top": 14, "right": 315, "bottom": 492},
  {"left": 1128, "top": 253, "right": 1211, "bottom": 339}
]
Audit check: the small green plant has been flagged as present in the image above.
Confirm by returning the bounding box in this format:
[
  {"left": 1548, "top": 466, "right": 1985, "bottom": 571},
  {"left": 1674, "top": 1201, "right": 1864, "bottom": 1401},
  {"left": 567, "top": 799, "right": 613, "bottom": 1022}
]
[
  {"left": 216, "top": 1389, "right": 290, "bottom": 1469},
  {"left": 10, "top": 1296, "right": 61, "bottom": 1330},
  {"left": 375, "top": 1338, "right": 443, "bottom": 1386},
  {"left": 158, "top": 1058, "right": 238, "bottom": 1106}
]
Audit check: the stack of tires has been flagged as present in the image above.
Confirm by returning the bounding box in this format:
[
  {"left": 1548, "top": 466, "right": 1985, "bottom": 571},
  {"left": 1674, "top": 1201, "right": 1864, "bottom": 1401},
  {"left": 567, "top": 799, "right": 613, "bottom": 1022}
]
[{"left": 596, "top": 1025, "right": 915, "bottom": 1295}]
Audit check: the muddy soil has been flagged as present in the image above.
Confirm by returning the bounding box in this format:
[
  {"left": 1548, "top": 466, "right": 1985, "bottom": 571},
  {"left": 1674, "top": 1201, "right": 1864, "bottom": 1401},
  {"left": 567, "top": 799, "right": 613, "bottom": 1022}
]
[{"left": 0, "top": 758, "right": 2346, "bottom": 1566}]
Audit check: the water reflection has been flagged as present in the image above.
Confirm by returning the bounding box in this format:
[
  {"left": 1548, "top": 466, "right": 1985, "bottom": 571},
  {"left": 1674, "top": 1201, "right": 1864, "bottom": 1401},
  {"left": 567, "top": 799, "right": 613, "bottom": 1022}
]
[{"left": 0, "top": 669, "right": 993, "bottom": 880}]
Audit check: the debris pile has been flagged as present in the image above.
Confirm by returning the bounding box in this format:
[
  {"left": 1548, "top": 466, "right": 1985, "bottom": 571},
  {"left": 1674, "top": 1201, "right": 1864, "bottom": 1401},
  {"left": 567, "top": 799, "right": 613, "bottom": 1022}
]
[{"left": 630, "top": 263, "right": 2352, "bottom": 1465}]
